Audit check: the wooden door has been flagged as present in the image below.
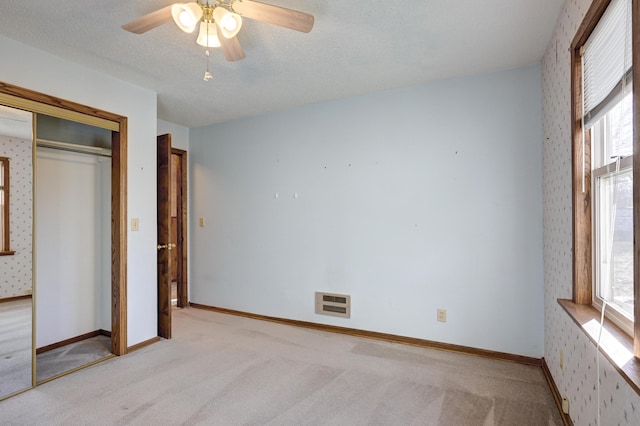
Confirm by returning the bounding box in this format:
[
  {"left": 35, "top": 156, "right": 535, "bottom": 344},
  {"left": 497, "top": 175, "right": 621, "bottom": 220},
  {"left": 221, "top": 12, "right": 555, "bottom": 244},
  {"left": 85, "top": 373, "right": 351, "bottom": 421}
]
[{"left": 157, "top": 134, "right": 172, "bottom": 339}]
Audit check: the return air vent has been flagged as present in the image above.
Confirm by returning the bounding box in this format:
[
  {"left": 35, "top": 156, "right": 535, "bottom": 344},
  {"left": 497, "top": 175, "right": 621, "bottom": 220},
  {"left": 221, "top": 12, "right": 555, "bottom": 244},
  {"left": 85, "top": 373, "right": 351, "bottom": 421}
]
[{"left": 315, "top": 292, "right": 350, "bottom": 318}]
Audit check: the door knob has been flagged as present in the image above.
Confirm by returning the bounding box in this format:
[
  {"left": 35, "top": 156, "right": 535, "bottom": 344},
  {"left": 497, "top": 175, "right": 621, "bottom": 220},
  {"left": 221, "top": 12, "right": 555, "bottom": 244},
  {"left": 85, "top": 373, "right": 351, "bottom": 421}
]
[{"left": 157, "top": 243, "right": 177, "bottom": 250}]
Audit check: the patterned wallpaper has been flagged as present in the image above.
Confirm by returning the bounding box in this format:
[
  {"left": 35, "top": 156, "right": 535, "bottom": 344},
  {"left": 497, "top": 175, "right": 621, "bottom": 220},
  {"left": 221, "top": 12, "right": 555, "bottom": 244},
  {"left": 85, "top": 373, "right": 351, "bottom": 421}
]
[
  {"left": 542, "top": 0, "right": 640, "bottom": 424},
  {"left": 0, "top": 135, "right": 32, "bottom": 298}
]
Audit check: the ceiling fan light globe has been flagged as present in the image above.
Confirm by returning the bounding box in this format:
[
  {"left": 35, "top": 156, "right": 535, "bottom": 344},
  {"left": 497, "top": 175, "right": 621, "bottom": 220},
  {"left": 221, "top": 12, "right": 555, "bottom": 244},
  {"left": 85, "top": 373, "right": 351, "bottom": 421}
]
[
  {"left": 212, "top": 7, "right": 242, "bottom": 38},
  {"left": 196, "top": 22, "right": 221, "bottom": 47},
  {"left": 223, "top": 15, "right": 238, "bottom": 32},
  {"left": 171, "top": 2, "right": 203, "bottom": 33}
]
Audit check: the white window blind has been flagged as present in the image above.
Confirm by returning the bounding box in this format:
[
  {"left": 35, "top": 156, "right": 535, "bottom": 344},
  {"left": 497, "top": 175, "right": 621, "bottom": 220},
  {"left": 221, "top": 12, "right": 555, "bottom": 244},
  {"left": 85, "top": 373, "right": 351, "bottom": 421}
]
[{"left": 583, "top": 0, "right": 632, "bottom": 128}]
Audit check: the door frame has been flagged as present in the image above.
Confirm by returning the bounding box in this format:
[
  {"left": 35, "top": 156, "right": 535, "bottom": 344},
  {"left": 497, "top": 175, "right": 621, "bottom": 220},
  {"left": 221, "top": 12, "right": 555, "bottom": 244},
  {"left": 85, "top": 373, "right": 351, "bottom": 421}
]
[
  {"left": 0, "top": 82, "right": 128, "bottom": 356},
  {"left": 172, "top": 148, "right": 188, "bottom": 308}
]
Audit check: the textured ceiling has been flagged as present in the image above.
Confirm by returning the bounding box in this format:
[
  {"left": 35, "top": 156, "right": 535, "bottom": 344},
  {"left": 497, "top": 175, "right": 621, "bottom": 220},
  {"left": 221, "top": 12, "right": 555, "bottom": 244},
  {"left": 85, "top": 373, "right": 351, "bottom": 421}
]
[{"left": 0, "top": 0, "right": 564, "bottom": 128}]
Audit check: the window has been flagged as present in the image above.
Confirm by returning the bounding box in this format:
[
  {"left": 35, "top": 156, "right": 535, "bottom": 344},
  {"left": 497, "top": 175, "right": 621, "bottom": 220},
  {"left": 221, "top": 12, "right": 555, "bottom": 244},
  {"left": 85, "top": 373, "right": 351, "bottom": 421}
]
[
  {"left": 592, "top": 93, "right": 633, "bottom": 334},
  {"left": 0, "top": 156, "right": 12, "bottom": 255},
  {"left": 571, "top": 0, "right": 638, "bottom": 350}
]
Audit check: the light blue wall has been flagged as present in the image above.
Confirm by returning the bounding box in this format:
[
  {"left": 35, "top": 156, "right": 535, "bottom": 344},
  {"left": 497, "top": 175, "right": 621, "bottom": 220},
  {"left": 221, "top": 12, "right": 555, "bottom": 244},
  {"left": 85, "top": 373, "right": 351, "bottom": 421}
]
[{"left": 189, "top": 64, "right": 544, "bottom": 357}]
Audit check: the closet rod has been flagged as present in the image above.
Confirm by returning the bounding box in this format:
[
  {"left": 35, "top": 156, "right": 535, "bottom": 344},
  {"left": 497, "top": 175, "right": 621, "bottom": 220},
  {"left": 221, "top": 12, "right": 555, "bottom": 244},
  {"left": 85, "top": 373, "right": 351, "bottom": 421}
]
[{"left": 36, "top": 138, "right": 112, "bottom": 158}]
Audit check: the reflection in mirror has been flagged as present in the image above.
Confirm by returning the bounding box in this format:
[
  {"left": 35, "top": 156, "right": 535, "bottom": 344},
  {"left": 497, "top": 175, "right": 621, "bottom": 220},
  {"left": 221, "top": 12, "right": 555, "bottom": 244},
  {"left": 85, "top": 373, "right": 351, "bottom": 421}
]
[
  {"left": 35, "top": 115, "right": 113, "bottom": 383},
  {"left": 1, "top": 156, "right": 12, "bottom": 253},
  {"left": 0, "top": 105, "right": 33, "bottom": 399}
]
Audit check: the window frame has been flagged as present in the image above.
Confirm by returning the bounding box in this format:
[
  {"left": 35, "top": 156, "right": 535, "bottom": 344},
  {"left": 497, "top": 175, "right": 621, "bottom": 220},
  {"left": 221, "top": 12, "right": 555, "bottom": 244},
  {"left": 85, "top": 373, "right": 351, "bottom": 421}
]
[
  {"left": 571, "top": 0, "right": 640, "bottom": 358},
  {"left": 0, "top": 156, "right": 13, "bottom": 255},
  {"left": 592, "top": 155, "right": 633, "bottom": 335}
]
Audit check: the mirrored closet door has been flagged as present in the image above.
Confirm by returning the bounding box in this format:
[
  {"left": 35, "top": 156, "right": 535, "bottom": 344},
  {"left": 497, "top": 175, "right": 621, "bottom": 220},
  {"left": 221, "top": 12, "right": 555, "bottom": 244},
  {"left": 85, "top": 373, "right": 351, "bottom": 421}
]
[{"left": 0, "top": 105, "right": 34, "bottom": 399}]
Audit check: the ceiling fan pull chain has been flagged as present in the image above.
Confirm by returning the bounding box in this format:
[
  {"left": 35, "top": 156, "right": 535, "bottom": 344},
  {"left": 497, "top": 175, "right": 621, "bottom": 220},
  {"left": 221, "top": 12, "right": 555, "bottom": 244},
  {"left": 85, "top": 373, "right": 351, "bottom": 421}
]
[
  {"left": 202, "top": 16, "right": 213, "bottom": 81},
  {"left": 203, "top": 49, "right": 213, "bottom": 81}
]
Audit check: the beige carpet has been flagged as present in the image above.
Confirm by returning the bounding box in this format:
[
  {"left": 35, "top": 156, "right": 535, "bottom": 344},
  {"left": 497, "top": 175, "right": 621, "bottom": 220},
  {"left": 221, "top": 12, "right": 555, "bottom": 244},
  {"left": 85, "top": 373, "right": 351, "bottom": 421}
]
[
  {"left": 36, "top": 335, "right": 112, "bottom": 383},
  {"left": 0, "top": 308, "right": 562, "bottom": 425},
  {"left": 0, "top": 299, "right": 32, "bottom": 397}
]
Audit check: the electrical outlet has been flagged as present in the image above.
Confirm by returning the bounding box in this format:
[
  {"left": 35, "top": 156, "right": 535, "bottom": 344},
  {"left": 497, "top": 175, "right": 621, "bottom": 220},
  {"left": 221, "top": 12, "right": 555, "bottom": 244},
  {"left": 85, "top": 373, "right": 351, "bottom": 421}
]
[
  {"left": 437, "top": 308, "right": 446, "bottom": 322},
  {"left": 560, "top": 349, "right": 565, "bottom": 370},
  {"left": 199, "top": 217, "right": 205, "bottom": 227},
  {"left": 131, "top": 218, "right": 139, "bottom": 231}
]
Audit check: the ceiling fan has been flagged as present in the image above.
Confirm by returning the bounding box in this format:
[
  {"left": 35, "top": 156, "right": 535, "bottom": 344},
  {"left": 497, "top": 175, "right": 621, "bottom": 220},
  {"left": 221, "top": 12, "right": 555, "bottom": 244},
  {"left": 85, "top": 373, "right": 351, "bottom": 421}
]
[{"left": 122, "top": 1, "right": 314, "bottom": 79}]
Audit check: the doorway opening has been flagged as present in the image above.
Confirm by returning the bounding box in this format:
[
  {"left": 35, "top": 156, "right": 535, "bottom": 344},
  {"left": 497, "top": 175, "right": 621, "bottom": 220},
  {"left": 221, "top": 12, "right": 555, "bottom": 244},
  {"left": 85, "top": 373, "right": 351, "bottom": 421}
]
[
  {"left": 34, "top": 117, "right": 114, "bottom": 383},
  {"left": 171, "top": 148, "right": 188, "bottom": 310}
]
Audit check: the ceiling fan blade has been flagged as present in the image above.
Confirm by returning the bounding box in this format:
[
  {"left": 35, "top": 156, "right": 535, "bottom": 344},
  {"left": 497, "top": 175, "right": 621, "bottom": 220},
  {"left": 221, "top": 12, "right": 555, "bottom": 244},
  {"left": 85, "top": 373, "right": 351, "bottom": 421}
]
[
  {"left": 217, "top": 25, "right": 246, "bottom": 61},
  {"left": 122, "top": 5, "right": 174, "bottom": 34},
  {"left": 232, "top": 0, "right": 314, "bottom": 33}
]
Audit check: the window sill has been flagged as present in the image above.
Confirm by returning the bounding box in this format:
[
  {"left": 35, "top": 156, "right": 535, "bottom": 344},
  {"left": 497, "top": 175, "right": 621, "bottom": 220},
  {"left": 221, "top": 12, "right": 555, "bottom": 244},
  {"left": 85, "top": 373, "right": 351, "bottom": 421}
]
[
  {"left": 0, "top": 250, "right": 15, "bottom": 256},
  {"left": 558, "top": 299, "right": 640, "bottom": 396}
]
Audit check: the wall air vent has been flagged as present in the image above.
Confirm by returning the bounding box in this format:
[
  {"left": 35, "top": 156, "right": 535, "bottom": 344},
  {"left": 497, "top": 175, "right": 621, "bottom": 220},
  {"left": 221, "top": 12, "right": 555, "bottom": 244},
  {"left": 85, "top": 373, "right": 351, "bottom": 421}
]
[{"left": 315, "top": 292, "right": 350, "bottom": 318}]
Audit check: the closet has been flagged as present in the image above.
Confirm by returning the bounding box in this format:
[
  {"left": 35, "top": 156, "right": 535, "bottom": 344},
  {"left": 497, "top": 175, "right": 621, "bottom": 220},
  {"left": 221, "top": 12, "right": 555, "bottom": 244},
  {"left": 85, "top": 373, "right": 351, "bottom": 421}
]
[
  {"left": 35, "top": 116, "right": 113, "bottom": 382},
  {"left": 0, "top": 82, "right": 128, "bottom": 400}
]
